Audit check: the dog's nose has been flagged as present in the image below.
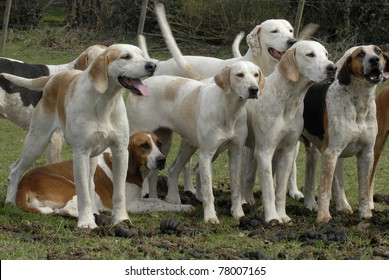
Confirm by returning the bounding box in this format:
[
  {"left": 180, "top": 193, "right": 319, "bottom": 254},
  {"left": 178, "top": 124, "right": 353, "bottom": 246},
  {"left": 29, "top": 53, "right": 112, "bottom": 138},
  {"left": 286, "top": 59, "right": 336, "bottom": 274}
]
[
  {"left": 287, "top": 38, "right": 297, "bottom": 47},
  {"left": 248, "top": 86, "right": 259, "bottom": 99},
  {"left": 156, "top": 156, "right": 166, "bottom": 170},
  {"left": 145, "top": 62, "right": 157, "bottom": 74},
  {"left": 326, "top": 64, "right": 337, "bottom": 80},
  {"left": 369, "top": 56, "right": 380, "bottom": 65}
]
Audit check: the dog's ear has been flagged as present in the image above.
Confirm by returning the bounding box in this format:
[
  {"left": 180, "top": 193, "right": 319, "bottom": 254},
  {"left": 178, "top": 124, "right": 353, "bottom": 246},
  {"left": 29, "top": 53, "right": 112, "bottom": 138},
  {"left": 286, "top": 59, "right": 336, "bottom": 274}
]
[
  {"left": 337, "top": 55, "right": 352, "bottom": 85},
  {"left": 74, "top": 50, "right": 89, "bottom": 70},
  {"left": 278, "top": 48, "right": 299, "bottom": 82},
  {"left": 258, "top": 69, "right": 265, "bottom": 91},
  {"left": 383, "top": 52, "right": 389, "bottom": 72},
  {"left": 88, "top": 53, "right": 108, "bottom": 94},
  {"left": 246, "top": 25, "right": 261, "bottom": 55},
  {"left": 214, "top": 66, "right": 231, "bottom": 92}
]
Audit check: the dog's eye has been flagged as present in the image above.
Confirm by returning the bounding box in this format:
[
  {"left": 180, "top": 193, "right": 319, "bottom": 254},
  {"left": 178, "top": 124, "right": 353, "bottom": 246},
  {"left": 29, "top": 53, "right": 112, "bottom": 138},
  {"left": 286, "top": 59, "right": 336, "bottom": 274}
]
[
  {"left": 271, "top": 30, "right": 278, "bottom": 33},
  {"left": 140, "top": 143, "right": 149, "bottom": 149},
  {"left": 254, "top": 73, "right": 259, "bottom": 77},
  {"left": 289, "top": 29, "right": 293, "bottom": 33},
  {"left": 121, "top": 54, "right": 132, "bottom": 60},
  {"left": 156, "top": 141, "right": 162, "bottom": 148},
  {"left": 375, "top": 48, "right": 382, "bottom": 55},
  {"left": 357, "top": 52, "right": 365, "bottom": 59},
  {"left": 306, "top": 52, "right": 315, "bottom": 58},
  {"left": 236, "top": 73, "right": 244, "bottom": 78}
]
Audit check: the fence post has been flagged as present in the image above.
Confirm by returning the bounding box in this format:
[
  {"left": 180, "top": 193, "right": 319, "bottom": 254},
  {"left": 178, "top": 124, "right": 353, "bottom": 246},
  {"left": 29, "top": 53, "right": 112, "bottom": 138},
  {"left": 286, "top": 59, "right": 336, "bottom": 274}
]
[{"left": 0, "top": 0, "right": 12, "bottom": 53}]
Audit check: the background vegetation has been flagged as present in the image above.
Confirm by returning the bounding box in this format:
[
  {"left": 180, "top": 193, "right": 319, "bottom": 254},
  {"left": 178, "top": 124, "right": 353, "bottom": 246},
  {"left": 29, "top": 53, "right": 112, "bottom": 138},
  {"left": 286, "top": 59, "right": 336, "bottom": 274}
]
[{"left": 0, "top": 0, "right": 388, "bottom": 260}]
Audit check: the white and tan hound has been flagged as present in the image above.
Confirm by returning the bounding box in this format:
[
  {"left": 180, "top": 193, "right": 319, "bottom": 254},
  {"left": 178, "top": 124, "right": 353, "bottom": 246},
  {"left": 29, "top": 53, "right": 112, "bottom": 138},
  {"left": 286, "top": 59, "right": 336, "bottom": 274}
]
[
  {"left": 244, "top": 40, "right": 336, "bottom": 223},
  {"left": 2, "top": 44, "right": 156, "bottom": 228},
  {"left": 127, "top": 60, "right": 264, "bottom": 224},
  {"left": 0, "top": 44, "right": 107, "bottom": 163}
]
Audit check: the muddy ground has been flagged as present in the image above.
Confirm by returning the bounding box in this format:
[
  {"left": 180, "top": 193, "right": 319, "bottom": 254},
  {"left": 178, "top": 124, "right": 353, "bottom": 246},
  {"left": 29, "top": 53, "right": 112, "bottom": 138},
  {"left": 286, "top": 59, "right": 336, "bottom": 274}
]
[{"left": 1, "top": 177, "right": 389, "bottom": 260}]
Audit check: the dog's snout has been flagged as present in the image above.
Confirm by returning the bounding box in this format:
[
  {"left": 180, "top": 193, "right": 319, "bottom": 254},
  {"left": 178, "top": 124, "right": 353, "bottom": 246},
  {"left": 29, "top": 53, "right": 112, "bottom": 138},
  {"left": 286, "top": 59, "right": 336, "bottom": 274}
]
[
  {"left": 248, "top": 86, "right": 259, "bottom": 99},
  {"left": 145, "top": 62, "right": 157, "bottom": 75},
  {"left": 369, "top": 56, "right": 380, "bottom": 65},
  {"left": 327, "top": 64, "right": 337, "bottom": 74},
  {"left": 287, "top": 38, "right": 297, "bottom": 47},
  {"left": 156, "top": 156, "right": 166, "bottom": 170}
]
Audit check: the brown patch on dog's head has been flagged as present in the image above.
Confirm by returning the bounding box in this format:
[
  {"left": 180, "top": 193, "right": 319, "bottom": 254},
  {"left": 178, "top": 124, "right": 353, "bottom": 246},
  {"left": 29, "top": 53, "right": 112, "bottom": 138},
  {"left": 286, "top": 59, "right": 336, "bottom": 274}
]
[
  {"left": 214, "top": 65, "right": 231, "bottom": 92},
  {"left": 129, "top": 131, "right": 151, "bottom": 169},
  {"left": 74, "top": 45, "right": 107, "bottom": 70},
  {"left": 278, "top": 48, "right": 299, "bottom": 82},
  {"left": 337, "top": 47, "right": 364, "bottom": 85}
]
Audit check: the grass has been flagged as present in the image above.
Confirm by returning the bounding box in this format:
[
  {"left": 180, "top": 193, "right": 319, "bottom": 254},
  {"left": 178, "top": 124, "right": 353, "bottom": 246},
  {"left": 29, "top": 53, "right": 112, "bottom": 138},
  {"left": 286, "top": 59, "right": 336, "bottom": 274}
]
[{"left": 0, "top": 30, "right": 389, "bottom": 260}]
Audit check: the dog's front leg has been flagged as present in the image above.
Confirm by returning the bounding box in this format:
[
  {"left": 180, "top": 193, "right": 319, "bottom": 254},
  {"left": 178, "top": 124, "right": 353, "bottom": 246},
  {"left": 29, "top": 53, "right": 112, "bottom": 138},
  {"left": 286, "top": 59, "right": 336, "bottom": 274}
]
[
  {"left": 287, "top": 142, "right": 304, "bottom": 200},
  {"left": 198, "top": 152, "right": 219, "bottom": 224},
  {"left": 111, "top": 147, "right": 130, "bottom": 225},
  {"left": 228, "top": 144, "right": 245, "bottom": 219},
  {"left": 357, "top": 149, "right": 374, "bottom": 219},
  {"left": 89, "top": 156, "right": 99, "bottom": 214},
  {"left": 303, "top": 144, "right": 320, "bottom": 211},
  {"left": 317, "top": 149, "right": 338, "bottom": 223},
  {"left": 255, "top": 149, "right": 280, "bottom": 222},
  {"left": 274, "top": 148, "right": 295, "bottom": 223},
  {"left": 332, "top": 158, "right": 352, "bottom": 214},
  {"left": 73, "top": 153, "right": 97, "bottom": 228}
]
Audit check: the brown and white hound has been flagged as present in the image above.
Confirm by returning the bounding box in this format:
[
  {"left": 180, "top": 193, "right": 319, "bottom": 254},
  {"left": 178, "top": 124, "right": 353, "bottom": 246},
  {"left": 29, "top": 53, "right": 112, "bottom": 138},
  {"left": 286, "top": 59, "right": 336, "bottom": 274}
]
[
  {"left": 302, "top": 45, "right": 389, "bottom": 223},
  {"left": 15, "top": 131, "right": 194, "bottom": 217}
]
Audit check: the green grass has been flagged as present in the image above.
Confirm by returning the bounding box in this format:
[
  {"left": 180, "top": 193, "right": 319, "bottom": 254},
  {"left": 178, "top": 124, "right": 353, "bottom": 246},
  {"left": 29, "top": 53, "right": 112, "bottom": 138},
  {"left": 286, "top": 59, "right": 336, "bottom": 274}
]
[{"left": 0, "top": 30, "right": 389, "bottom": 260}]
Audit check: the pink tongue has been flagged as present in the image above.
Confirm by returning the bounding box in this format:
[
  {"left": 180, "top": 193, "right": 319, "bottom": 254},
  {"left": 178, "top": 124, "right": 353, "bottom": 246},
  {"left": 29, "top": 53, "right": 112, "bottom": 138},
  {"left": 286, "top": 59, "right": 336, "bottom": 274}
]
[
  {"left": 270, "top": 49, "right": 282, "bottom": 60},
  {"left": 131, "top": 79, "right": 149, "bottom": 96}
]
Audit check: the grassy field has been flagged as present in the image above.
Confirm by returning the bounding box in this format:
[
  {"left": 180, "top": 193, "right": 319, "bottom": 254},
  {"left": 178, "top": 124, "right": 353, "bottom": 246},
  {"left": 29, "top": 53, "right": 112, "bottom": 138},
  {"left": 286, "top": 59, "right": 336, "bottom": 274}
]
[{"left": 0, "top": 30, "right": 389, "bottom": 260}]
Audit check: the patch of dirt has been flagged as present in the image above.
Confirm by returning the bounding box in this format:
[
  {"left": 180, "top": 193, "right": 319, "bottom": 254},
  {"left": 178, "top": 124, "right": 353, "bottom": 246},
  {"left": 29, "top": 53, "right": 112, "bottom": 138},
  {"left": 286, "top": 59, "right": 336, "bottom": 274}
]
[{"left": 1, "top": 178, "right": 389, "bottom": 260}]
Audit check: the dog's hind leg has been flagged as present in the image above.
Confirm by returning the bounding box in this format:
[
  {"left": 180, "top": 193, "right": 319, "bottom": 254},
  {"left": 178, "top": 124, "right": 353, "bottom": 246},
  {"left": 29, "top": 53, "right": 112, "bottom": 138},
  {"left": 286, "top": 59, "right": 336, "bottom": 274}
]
[
  {"left": 45, "top": 128, "right": 63, "bottom": 163},
  {"left": 6, "top": 113, "right": 57, "bottom": 204},
  {"left": 166, "top": 139, "right": 197, "bottom": 204}
]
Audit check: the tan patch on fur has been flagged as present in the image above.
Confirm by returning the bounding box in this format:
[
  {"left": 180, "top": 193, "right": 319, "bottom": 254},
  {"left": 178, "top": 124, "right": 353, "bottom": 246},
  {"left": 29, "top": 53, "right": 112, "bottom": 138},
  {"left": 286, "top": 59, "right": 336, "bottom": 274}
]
[
  {"left": 180, "top": 86, "right": 201, "bottom": 119},
  {"left": 164, "top": 78, "right": 188, "bottom": 101},
  {"left": 42, "top": 71, "right": 80, "bottom": 124},
  {"left": 349, "top": 47, "right": 364, "bottom": 79}
]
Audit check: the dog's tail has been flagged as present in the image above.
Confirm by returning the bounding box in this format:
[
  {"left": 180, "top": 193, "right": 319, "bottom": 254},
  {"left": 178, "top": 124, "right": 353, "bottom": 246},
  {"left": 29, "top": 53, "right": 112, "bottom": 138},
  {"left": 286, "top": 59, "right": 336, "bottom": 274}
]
[
  {"left": 153, "top": 1, "right": 203, "bottom": 80},
  {"left": 138, "top": 34, "right": 151, "bottom": 59},
  {"left": 0, "top": 73, "right": 50, "bottom": 91},
  {"left": 297, "top": 23, "right": 319, "bottom": 40},
  {"left": 232, "top": 31, "right": 245, "bottom": 58}
]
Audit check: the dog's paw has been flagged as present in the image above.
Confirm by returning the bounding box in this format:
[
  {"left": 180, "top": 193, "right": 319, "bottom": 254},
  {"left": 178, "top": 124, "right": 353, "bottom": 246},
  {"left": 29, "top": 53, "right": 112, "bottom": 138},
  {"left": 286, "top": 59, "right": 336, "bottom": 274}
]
[
  {"left": 304, "top": 200, "right": 318, "bottom": 212},
  {"left": 289, "top": 189, "right": 304, "bottom": 201},
  {"left": 316, "top": 210, "right": 332, "bottom": 224},
  {"left": 182, "top": 205, "right": 196, "bottom": 212}
]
